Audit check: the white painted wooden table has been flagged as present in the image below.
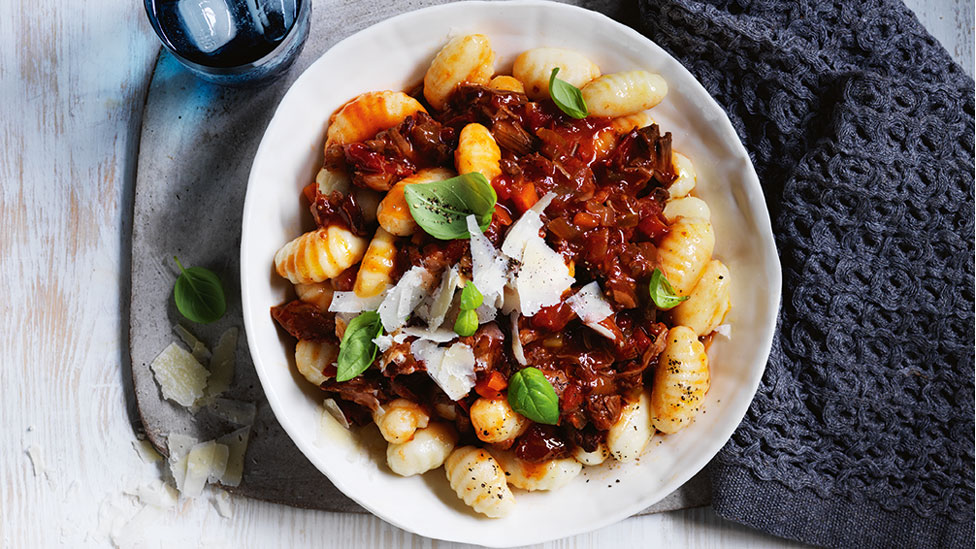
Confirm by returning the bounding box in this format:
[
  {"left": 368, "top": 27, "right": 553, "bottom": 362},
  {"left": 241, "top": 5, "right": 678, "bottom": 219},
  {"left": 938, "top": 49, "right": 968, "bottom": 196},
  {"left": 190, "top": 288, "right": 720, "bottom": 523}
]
[{"left": 1, "top": 1, "right": 971, "bottom": 547}]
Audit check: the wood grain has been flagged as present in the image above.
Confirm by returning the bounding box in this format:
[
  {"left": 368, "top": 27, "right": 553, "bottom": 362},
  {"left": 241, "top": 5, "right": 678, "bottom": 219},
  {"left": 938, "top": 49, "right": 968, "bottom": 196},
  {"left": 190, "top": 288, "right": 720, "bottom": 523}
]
[{"left": 0, "top": 0, "right": 968, "bottom": 547}]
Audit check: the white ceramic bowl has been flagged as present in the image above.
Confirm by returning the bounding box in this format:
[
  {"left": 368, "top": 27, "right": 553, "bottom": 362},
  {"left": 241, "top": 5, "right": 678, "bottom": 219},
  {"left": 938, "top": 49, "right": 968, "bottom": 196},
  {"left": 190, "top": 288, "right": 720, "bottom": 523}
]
[{"left": 241, "top": 1, "right": 781, "bottom": 545}]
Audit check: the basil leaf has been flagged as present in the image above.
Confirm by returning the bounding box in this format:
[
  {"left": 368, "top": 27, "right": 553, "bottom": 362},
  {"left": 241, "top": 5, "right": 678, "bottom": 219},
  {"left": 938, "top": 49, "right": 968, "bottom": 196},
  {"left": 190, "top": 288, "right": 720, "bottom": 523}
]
[
  {"left": 459, "top": 282, "right": 484, "bottom": 311},
  {"left": 548, "top": 68, "right": 588, "bottom": 119},
  {"left": 649, "top": 268, "right": 689, "bottom": 310},
  {"left": 336, "top": 311, "right": 383, "bottom": 382},
  {"left": 173, "top": 256, "right": 226, "bottom": 324},
  {"left": 507, "top": 367, "right": 559, "bottom": 425},
  {"left": 404, "top": 172, "right": 497, "bottom": 240},
  {"left": 454, "top": 309, "right": 479, "bottom": 337}
]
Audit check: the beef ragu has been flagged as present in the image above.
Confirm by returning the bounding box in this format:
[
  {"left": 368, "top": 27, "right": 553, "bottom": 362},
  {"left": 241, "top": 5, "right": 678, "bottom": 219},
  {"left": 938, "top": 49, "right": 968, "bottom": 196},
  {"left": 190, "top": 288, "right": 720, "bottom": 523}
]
[
  {"left": 270, "top": 34, "right": 730, "bottom": 519},
  {"left": 282, "top": 90, "right": 678, "bottom": 436}
]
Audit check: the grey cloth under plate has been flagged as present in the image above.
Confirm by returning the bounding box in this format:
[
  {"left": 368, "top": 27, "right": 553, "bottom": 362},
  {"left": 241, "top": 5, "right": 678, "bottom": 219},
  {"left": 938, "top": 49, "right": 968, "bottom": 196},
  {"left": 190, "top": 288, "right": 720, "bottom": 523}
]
[{"left": 629, "top": 0, "right": 975, "bottom": 547}]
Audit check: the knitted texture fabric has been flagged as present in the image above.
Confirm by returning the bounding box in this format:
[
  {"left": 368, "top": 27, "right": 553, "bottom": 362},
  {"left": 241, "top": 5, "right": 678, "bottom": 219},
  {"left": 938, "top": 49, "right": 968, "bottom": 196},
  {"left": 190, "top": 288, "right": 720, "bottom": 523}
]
[{"left": 631, "top": 0, "right": 975, "bottom": 547}]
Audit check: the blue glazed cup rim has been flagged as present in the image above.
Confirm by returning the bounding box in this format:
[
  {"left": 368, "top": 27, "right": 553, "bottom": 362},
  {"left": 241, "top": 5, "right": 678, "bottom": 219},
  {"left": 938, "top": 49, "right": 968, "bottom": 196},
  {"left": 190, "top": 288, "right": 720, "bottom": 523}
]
[{"left": 143, "top": 0, "right": 310, "bottom": 76}]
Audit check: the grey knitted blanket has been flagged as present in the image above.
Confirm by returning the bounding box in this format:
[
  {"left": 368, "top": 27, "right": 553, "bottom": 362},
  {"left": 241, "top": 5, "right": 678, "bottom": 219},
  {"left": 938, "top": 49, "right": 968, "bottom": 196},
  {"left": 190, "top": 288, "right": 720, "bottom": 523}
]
[{"left": 622, "top": 0, "right": 976, "bottom": 547}]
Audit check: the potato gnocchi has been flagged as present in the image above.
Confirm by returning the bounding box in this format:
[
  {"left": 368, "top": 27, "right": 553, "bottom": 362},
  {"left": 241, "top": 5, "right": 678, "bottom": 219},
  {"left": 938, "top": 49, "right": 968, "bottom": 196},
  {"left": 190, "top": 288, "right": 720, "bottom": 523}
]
[{"left": 271, "top": 34, "right": 733, "bottom": 520}]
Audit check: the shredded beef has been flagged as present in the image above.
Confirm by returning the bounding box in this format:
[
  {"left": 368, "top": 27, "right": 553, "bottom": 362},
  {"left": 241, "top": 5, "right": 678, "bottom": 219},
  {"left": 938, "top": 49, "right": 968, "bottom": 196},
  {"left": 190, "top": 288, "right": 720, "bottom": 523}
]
[{"left": 270, "top": 300, "right": 336, "bottom": 341}]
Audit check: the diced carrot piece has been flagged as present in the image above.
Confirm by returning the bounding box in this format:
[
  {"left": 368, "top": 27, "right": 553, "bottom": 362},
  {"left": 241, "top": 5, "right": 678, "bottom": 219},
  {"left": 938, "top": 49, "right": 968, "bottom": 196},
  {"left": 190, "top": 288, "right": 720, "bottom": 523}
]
[
  {"left": 302, "top": 182, "right": 317, "bottom": 203},
  {"left": 511, "top": 183, "right": 539, "bottom": 213}
]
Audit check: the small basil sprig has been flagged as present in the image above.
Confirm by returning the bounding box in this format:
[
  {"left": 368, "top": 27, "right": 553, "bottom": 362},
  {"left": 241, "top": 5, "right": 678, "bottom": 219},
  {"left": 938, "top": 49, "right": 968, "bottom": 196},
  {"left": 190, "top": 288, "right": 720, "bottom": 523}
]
[
  {"left": 548, "top": 68, "right": 588, "bottom": 119},
  {"left": 173, "top": 256, "right": 226, "bottom": 324},
  {"left": 507, "top": 367, "right": 559, "bottom": 425},
  {"left": 649, "top": 268, "right": 689, "bottom": 310},
  {"left": 459, "top": 283, "right": 484, "bottom": 311},
  {"left": 336, "top": 311, "right": 383, "bottom": 382},
  {"left": 404, "top": 172, "right": 497, "bottom": 240},
  {"left": 454, "top": 282, "right": 485, "bottom": 337}
]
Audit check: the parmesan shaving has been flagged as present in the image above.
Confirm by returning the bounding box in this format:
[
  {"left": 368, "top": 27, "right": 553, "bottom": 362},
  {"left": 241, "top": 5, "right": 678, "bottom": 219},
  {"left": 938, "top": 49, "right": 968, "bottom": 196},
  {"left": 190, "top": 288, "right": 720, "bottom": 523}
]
[
  {"left": 130, "top": 480, "right": 178, "bottom": 509},
  {"left": 166, "top": 433, "right": 198, "bottom": 493},
  {"left": 424, "top": 266, "right": 461, "bottom": 329},
  {"left": 131, "top": 439, "right": 162, "bottom": 464},
  {"left": 205, "top": 327, "right": 238, "bottom": 397},
  {"left": 378, "top": 266, "right": 430, "bottom": 332},
  {"left": 182, "top": 440, "right": 228, "bottom": 498},
  {"left": 566, "top": 282, "right": 616, "bottom": 339},
  {"left": 496, "top": 192, "right": 572, "bottom": 317},
  {"left": 216, "top": 427, "right": 250, "bottom": 487},
  {"left": 323, "top": 398, "right": 350, "bottom": 429},
  {"left": 410, "top": 340, "right": 476, "bottom": 400},
  {"left": 515, "top": 237, "right": 574, "bottom": 316},
  {"left": 400, "top": 326, "right": 458, "bottom": 343},
  {"left": 566, "top": 282, "right": 613, "bottom": 323},
  {"left": 510, "top": 313, "right": 527, "bottom": 365},
  {"left": 329, "top": 290, "right": 386, "bottom": 313},
  {"left": 501, "top": 207, "right": 544, "bottom": 262},
  {"left": 466, "top": 215, "right": 509, "bottom": 299},
  {"left": 588, "top": 321, "right": 617, "bottom": 340},
  {"left": 173, "top": 324, "right": 212, "bottom": 364},
  {"left": 373, "top": 333, "right": 394, "bottom": 352},
  {"left": 213, "top": 489, "right": 234, "bottom": 518},
  {"left": 209, "top": 398, "right": 257, "bottom": 426},
  {"left": 714, "top": 324, "right": 732, "bottom": 338},
  {"left": 150, "top": 343, "right": 209, "bottom": 407}
]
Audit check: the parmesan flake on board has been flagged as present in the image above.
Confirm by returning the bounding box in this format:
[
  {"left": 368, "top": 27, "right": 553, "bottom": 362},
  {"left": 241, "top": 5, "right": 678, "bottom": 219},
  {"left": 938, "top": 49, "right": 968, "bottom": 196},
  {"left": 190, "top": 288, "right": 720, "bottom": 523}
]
[
  {"left": 150, "top": 343, "right": 209, "bottom": 407},
  {"left": 173, "top": 324, "right": 212, "bottom": 364},
  {"left": 182, "top": 440, "right": 229, "bottom": 498},
  {"left": 205, "top": 327, "right": 239, "bottom": 397},
  {"left": 166, "top": 433, "right": 198, "bottom": 493},
  {"left": 216, "top": 427, "right": 250, "bottom": 487}
]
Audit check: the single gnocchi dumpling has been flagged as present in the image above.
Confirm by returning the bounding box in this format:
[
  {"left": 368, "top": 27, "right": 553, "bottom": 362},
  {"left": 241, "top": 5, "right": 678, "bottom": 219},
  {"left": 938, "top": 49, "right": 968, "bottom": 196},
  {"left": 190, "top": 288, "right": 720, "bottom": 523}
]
[
  {"left": 492, "top": 450, "right": 582, "bottom": 491},
  {"left": 294, "top": 339, "right": 337, "bottom": 386},
  {"left": 663, "top": 196, "right": 711, "bottom": 223},
  {"left": 354, "top": 188, "right": 381, "bottom": 224},
  {"left": 656, "top": 218, "right": 714, "bottom": 296},
  {"left": 455, "top": 123, "right": 502, "bottom": 182},
  {"left": 572, "top": 443, "right": 610, "bottom": 466},
  {"left": 353, "top": 227, "right": 397, "bottom": 298},
  {"left": 651, "top": 326, "right": 710, "bottom": 433},
  {"left": 386, "top": 422, "right": 458, "bottom": 477},
  {"left": 373, "top": 399, "right": 430, "bottom": 444},
  {"left": 611, "top": 111, "right": 656, "bottom": 134},
  {"left": 469, "top": 395, "right": 529, "bottom": 444},
  {"left": 606, "top": 389, "right": 653, "bottom": 463},
  {"left": 581, "top": 70, "right": 668, "bottom": 118},
  {"left": 274, "top": 226, "right": 368, "bottom": 284},
  {"left": 424, "top": 34, "right": 495, "bottom": 110},
  {"left": 488, "top": 75, "right": 525, "bottom": 94},
  {"left": 294, "top": 281, "right": 334, "bottom": 312},
  {"left": 513, "top": 47, "right": 601, "bottom": 101},
  {"left": 325, "top": 91, "right": 426, "bottom": 148},
  {"left": 671, "top": 260, "right": 731, "bottom": 336},
  {"left": 445, "top": 446, "right": 515, "bottom": 518},
  {"left": 669, "top": 152, "right": 696, "bottom": 199},
  {"left": 315, "top": 167, "right": 351, "bottom": 196},
  {"left": 377, "top": 167, "right": 456, "bottom": 236}
]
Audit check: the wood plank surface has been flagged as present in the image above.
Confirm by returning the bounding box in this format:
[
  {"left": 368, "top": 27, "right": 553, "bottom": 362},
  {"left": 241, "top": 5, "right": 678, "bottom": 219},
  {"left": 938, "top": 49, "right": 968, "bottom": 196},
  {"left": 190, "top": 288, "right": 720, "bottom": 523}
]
[{"left": 0, "top": 0, "right": 970, "bottom": 547}]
